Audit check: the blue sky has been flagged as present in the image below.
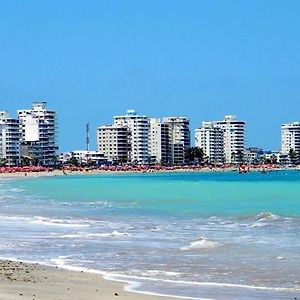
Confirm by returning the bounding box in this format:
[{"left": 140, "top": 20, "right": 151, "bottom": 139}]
[{"left": 0, "top": 0, "right": 299, "bottom": 152}]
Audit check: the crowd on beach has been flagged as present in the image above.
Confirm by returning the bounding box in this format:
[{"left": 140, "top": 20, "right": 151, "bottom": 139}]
[{"left": 0, "top": 163, "right": 292, "bottom": 175}]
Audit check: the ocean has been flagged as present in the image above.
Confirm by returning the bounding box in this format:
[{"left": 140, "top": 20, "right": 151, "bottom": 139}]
[{"left": 0, "top": 171, "right": 300, "bottom": 299}]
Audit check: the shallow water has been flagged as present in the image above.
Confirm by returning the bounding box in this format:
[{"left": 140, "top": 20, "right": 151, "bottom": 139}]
[{"left": 0, "top": 171, "right": 300, "bottom": 299}]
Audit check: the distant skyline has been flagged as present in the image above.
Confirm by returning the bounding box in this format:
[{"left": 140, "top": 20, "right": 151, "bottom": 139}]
[{"left": 1, "top": 1, "right": 300, "bottom": 152}]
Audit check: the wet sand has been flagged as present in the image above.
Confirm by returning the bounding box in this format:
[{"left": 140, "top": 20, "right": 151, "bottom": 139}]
[{"left": 0, "top": 260, "right": 183, "bottom": 300}]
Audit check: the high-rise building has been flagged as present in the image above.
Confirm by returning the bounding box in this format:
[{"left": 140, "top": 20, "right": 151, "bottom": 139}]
[
  {"left": 214, "top": 115, "right": 245, "bottom": 164},
  {"left": 148, "top": 118, "right": 170, "bottom": 164},
  {"left": 163, "top": 117, "right": 190, "bottom": 165},
  {"left": 18, "top": 102, "right": 58, "bottom": 165},
  {"left": 281, "top": 122, "right": 300, "bottom": 162},
  {"left": 0, "top": 111, "right": 20, "bottom": 166},
  {"left": 195, "top": 121, "right": 224, "bottom": 164},
  {"left": 97, "top": 124, "right": 129, "bottom": 163},
  {"left": 114, "top": 110, "right": 149, "bottom": 164},
  {"left": 195, "top": 115, "right": 245, "bottom": 164}
]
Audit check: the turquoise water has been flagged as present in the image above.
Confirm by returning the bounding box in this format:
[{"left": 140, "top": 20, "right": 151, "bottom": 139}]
[{"left": 1, "top": 171, "right": 300, "bottom": 299}]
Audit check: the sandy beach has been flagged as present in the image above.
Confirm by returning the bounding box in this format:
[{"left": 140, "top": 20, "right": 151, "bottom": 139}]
[
  {"left": 0, "top": 164, "right": 294, "bottom": 179},
  {"left": 0, "top": 260, "right": 184, "bottom": 300}
]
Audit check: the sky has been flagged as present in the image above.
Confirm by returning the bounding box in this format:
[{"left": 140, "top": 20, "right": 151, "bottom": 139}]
[{"left": 0, "top": 0, "right": 300, "bottom": 152}]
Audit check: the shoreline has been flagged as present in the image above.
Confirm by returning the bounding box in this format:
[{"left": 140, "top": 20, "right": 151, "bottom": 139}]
[
  {"left": 0, "top": 259, "right": 190, "bottom": 300},
  {"left": 0, "top": 166, "right": 298, "bottom": 179}
]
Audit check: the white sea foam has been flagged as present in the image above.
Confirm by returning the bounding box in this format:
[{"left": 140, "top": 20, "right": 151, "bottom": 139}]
[
  {"left": 250, "top": 222, "right": 268, "bottom": 228},
  {"left": 60, "top": 231, "right": 130, "bottom": 239},
  {"left": 29, "top": 216, "right": 90, "bottom": 227},
  {"left": 180, "top": 237, "right": 222, "bottom": 251},
  {"left": 139, "top": 270, "right": 181, "bottom": 277},
  {"left": 277, "top": 256, "right": 287, "bottom": 260},
  {"left": 255, "top": 212, "right": 280, "bottom": 221},
  {"left": 106, "top": 273, "right": 300, "bottom": 296}
]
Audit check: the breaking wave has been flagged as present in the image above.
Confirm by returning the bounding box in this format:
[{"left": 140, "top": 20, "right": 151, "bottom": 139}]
[
  {"left": 180, "top": 237, "right": 222, "bottom": 251},
  {"left": 60, "top": 231, "right": 130, "bottom": 239}
]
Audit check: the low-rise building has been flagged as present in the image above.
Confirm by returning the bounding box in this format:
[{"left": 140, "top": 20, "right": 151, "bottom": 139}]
[{"left": 60, "top": 151, "right": 106, "bottom": 165}]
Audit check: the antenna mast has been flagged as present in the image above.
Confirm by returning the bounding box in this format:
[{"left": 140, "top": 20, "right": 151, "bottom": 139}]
[{"left": 86, "top": 123, "right": 90, "bottom": 151}]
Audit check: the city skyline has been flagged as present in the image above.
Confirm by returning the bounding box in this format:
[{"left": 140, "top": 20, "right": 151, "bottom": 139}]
[
  {"left": 1, "top": 101, "right": 299, "bottom": 153},
  {"left": 1, "top": 1, "right": 300, "bottom": 151}
]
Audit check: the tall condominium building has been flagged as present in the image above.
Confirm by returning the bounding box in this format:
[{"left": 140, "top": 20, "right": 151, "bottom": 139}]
[
  {"left": 149, "top": 118, "right": 170, "bottom": 164},
  {"left": 281, "top": 122, "right": 300, "bottom": 161},
  {"left": 195, "top": 121, "right": 224, "bottom": 164},
  {"left": 114, "top": 110, "right": 149, "bottom": 164},
  {"left": 163, "top": 117, "right": 190, "bottom": 165},
  {"left": 195, "top": 115, "right": 246, "bottom": 164},
  {"left": 97, "top": 124, "right": 129, "bottom": 163},
  {"left": 18, "top": 102, "right": 58, "bottom": 165},
  {"left": 0, "top": 111, "right": 20, "bottom": 166},
  {"left": 214, "top": 115, "right": 245, "bottom": 164}
]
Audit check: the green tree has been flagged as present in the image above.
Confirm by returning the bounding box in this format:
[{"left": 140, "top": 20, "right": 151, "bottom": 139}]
[
  {"left": 0, "top": 158, "right": 8, "bottom": 166},
  {"left": 194, "top": 147, "right": 204, "bottom": 163},
  {"left": 52, "top": 155, "right": 59, "bottom": 168},
  {"left": 271, "top": 154, "right": 278, "bottom": 164},
  {"left": 289, "top": 148, "right": 298, "bottom": 165},
  {"left": 185, "top": 147, "right": 204, "bottom": 164},
  {"left": 236, "top": 150, "right": 244, "bottom": 164},
  {"left": 69, "top": 156, "right": 79, "bottom": 166},
  {"left": 21, "top": 156, "right": 32, "bottom": 166}
]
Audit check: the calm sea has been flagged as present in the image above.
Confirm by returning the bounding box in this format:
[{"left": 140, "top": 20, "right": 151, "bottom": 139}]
[{"left": 1, "top": 171, "right": 300, "bottom": 299}]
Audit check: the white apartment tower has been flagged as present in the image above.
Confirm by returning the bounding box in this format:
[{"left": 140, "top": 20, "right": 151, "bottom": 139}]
[
  {"left": 0, "top": 111, "right": 20, "bottom": 166},
  {"left": 18, "top": 102, "right": 58, "bottom": 165},
  {"left": 195, "top": 122, "right": 224, "bottom": 164},
  {"left": 214, "top": 115, "right": 245, "bottom": 164},
  {"left": 97, "top": 124, "right": 129, "bottom": 163},
  {"left": 114, "top": 110, "right": 150, "bottom": 164},
  {"left": 281, "top": 122, "right": 300, "bottom": 161},
  {"left": 163, "top": 117, "right": 190, "bottom": 165},
  {"left": 149, "top": 118, "right": 170, "bottom": 164}
]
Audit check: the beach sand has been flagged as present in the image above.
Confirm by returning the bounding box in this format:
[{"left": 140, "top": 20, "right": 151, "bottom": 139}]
[{"left": 0, "top": 260, "right": 183, "bottom": 300}]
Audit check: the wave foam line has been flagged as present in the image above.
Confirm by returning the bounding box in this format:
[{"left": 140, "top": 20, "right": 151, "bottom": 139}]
[
  {"left": 1, "top": 255, "right": 298, "bottom": 299},
  {"left": 105, "top": 274, "right": 300, "bottom": 293}
]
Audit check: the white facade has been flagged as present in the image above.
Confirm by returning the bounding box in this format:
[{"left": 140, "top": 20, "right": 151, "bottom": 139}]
[
  {"left": 281, "top": 122, "right": 300, "bottom": 161},
  {"left": 0, "top": 111, "right": 20, "bottom": 166},
  {"left": 195, "top": 122, "right": 224, "bottom": 164},
  {"left": 61, "top": 150, "right": 106, "bottom": 165},
  {"left": 163, "top": 117, "right": 190, "bottom": 165},
  {"left": 148, "top": 118, "right": 170, "bottom": 164},
  {"left": 18, "top": 102, "right": 58, "bottom": 165},
  {"left": 149, "top": 118, "right": 162, "bottom": 163},
  {"left": 214, "top": 115, "right": 245, "bottom": 164},
  {"left": 97, "top": 124, "right": 129, "bottom": 163},
  {"left": 114, "top": 110, "right": 149, "bottom": 164}
]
